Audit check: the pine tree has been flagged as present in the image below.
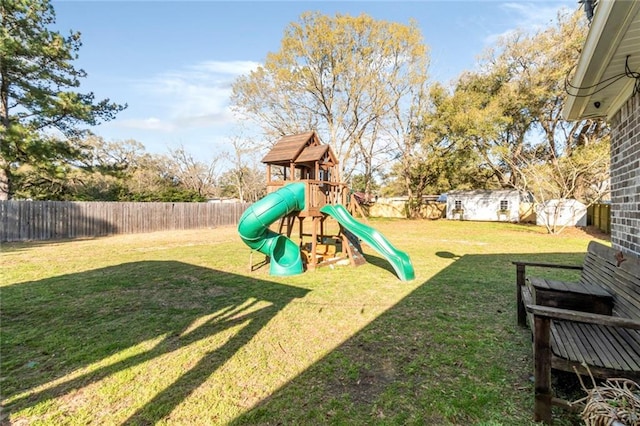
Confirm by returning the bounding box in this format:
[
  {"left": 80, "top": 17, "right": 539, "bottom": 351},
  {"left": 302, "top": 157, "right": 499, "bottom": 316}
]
[{"left": 0, "top": 0, "right": 126, "bottom": 199}]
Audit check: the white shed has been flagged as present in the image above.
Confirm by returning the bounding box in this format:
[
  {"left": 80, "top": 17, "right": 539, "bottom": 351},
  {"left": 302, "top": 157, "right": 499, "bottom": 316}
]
[
  {"left": 536, "top": 199, "right": 587, "bottom": 228},
  {"left": 446, "top": 190, "right": 523, "bottom": 222}
]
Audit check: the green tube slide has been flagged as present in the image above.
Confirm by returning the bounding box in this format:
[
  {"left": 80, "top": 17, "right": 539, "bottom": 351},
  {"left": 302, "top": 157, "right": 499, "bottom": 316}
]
[
  {"left": 320, "top": 204, "right": 415, "bottom": 281},
  {"left": 237, "top": 182, "right": 306, "bottom": 276}
]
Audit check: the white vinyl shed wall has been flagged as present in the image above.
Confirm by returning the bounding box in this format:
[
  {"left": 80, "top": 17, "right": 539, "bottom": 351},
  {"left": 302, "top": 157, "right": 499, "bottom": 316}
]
[
  {"left": 535, "top": 199, "right": 587, "bottom": 228},
  {"left": 446, "top": 190, "right": 522, "bottom": 222}
]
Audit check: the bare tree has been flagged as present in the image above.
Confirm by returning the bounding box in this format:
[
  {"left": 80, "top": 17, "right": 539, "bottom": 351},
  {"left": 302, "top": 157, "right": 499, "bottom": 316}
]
[
  {"left": 219, "top": 136, "right": 265, "bottom": 202},
  {"left": 165, "top": 145, "right": 221, "bottom": 199},
  {"left": 231, "top": 12, "right": 429, "bottom": 185}
]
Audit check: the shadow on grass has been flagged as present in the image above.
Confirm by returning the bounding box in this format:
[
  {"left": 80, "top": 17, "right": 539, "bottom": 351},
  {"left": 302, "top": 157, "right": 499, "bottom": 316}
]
[
  {"left": 436, "top": 251, "right": 461, "bottom": 260},
  {"left": 2, "top": 261, "right": 308, "bottom": 424},
  {"left": 231, "top": 251, "right": 587, "bottom": 425},
  {"left": 582, "top": 226, "right": 612, "bottom": 242},
  {"left": 0, "top": 237, "right": 99, "bottom": 254},
  {"left": 362, "top": 253, "right": 397, "bottom": 277}
]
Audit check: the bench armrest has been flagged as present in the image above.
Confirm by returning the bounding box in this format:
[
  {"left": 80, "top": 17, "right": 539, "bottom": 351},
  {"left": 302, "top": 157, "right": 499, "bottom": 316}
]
[
  {"left": 512, "top": 261, "right": 583, "bottom": 270},
  {"left": 526, "top": 304, "right": 640, "bottom": 330}
]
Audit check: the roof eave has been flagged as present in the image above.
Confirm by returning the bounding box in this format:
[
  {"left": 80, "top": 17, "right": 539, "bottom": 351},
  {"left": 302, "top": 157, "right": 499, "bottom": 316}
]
[{"left": 563, "top": 0, "right": 640, "bottom": 120}]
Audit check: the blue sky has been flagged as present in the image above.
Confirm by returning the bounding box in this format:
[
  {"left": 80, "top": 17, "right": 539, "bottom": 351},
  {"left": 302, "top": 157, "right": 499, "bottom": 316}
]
[{"left": 52, "top": 0, "right": 578, "bottom": 163}]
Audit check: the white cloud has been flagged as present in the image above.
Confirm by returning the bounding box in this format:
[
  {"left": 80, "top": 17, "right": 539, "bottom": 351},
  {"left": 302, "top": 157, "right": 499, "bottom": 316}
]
[
  {"left": 189, "top": 60, "right": 262, "bottom": 76},
  {"left": 484, "top": 1, "right": 575, "bottom": 45},
  {"left": 125, "top": 60, "right": 261, "bottom": 132},
  {"left": 118, "top": 117, "right": 176, "bottom": 132}
]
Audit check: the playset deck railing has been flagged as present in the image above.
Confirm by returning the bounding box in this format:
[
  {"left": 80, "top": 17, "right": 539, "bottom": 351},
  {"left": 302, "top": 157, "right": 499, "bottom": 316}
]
[{"left": 266, "top": 180, "right": 348, "bottom": 217}]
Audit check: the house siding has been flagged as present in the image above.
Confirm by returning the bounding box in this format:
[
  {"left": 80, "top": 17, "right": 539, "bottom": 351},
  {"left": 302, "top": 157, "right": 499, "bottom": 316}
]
[{"left": 610, "top": 91, "right": 640, "bottom": 257}]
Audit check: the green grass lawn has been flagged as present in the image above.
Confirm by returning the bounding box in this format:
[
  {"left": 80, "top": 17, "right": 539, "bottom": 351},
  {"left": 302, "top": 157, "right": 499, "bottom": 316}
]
[{"left": 1, "top": 220, "right": 609, "bottom": 425}]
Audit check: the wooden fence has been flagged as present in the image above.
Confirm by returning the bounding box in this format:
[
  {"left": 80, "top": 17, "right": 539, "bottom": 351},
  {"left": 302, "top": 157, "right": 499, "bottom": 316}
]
[
  {"left": 587, "top": 203, "right": 611, "bottom": 234},
  {"left": 0, "top": 200, "right": 251, "bottom": 242}
]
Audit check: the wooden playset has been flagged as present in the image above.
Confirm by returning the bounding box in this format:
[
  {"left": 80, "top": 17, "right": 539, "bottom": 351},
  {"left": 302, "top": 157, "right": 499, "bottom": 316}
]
[
  {"left": 237, "top": 131, "right": 414, "bottom": 281},
  {"left": 260, "top": 131, "right": 363, "bottom": 270}
]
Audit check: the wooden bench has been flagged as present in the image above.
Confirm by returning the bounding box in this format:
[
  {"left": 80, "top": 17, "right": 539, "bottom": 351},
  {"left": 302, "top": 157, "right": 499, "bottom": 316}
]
[{"left": 513, "top": 241, "right": 640, "bottom": 424}]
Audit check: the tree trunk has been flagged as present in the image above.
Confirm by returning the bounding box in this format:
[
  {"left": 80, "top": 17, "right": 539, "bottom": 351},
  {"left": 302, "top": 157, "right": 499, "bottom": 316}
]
[
  {"left": 0, "top": 162, "right": 10, "bottom": 200},
  {"left": 403, "top": 161, "right": 420, "bottom": 219}
]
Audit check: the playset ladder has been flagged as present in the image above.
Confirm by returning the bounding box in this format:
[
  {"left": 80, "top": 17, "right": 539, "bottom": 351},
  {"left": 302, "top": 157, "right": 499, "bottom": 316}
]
[
  {"left": 278, "top": 213, "right": 296, "bottom": 237},
  {"left": 341, "top": 227, "right": 366, "bottom": 266}
]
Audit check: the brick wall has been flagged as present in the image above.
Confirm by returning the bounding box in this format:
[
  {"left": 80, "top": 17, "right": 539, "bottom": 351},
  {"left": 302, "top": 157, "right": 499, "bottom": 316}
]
[{"left": 610, "top": 91, "right": 640, "bottom": 257}]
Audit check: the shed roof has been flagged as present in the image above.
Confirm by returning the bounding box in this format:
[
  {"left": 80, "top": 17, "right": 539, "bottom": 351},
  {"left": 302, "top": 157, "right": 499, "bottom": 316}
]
[
  {"left": 447, "top": 189, "right": 521, "bottom": 196},
  {"left": 261, "top": 131, "right": 319, "bottom": 164}
]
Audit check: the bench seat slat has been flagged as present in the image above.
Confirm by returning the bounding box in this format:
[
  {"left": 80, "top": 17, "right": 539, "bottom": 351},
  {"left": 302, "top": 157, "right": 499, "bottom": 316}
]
[
  {"left": 551, "top": 321, "right": 640, "bottom": 372},
  {"left": 550, "top": 321, "right": 581, "bottom": 362},
  {"left": 612, "top": 327, "right": 640, "bottom": 368},
  {"left": 580, "top": 323, "right": 636, "bottom": 370},
  {"left": 581, "top": 324, "right": 634, "bottom": 370},
  {"left": 566, "top": 322, "right": 617, "bottom": 368}
]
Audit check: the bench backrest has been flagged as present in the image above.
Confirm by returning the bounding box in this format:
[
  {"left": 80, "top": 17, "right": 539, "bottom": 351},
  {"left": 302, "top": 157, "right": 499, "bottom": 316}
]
[{"left": 580, "top": 241, "right": 640, "bottom": 319}]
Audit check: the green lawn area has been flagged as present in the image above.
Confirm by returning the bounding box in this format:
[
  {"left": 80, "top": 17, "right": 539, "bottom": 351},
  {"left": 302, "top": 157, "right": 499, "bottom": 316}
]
[{"left": 1, "top": 220, "right": 609, "bottom": 425}]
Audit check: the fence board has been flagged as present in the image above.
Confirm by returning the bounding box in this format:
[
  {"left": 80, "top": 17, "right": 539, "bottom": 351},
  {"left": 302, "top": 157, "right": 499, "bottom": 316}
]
[
  {"left": 587, "top": 203, "right": 611, "bottom": 234},
  {"left": 0, "top": 201, "right": 251, "bottom": 242}
]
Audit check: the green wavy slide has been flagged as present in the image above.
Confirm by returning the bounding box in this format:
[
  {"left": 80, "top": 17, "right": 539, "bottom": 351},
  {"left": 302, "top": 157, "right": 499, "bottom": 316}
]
[
  {"left": 320, "top": 204, "right": 415, "bottom": 281},
  {"left": 237, "top": 182, "right": 305, "bottom": 276}
]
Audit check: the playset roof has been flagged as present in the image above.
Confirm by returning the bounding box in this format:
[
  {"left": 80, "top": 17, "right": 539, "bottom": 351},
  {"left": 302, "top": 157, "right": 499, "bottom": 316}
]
[
  {"left": 295, "top": 145, "right": 336, "bottom": 166},
  {"left": 261, "top": 131, "right": 336, "bottom": 167}
]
